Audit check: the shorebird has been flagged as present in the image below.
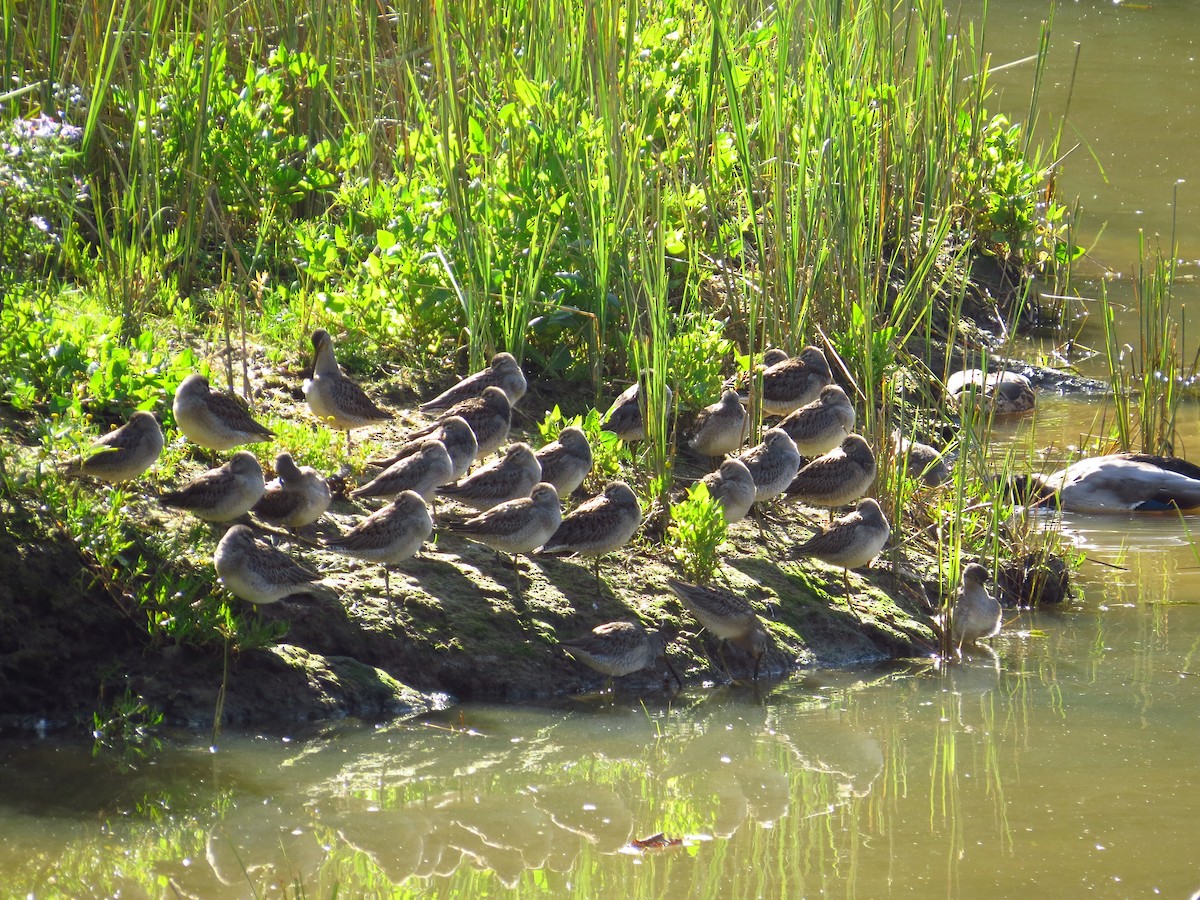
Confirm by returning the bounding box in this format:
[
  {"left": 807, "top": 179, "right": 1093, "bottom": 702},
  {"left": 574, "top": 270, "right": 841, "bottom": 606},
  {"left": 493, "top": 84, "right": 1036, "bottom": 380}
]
[
  {"left": 351, "top": 438, "right": 454, "bottom": 501},
  {"left": 777, "top": 385, "right": 855, "bottom": 457},
  {"left": 172, "top": 374, "right": 274, "bottom": 453},
  {"left": 367, "top": 415, "right": 477, "bottom": 481},
  {"left": 437, "top": 442, "right": 541, "bottom": 511},
  {"left": 61, "top": 410, "right": 164, "bottom": 484},
  {"left": 303, "top": 328, "right": 392, "bottom": 451},
  {"left": 699, "top": 457, "right": 757, "bottom": 524},
  {"left": 602, "top": 382, "right": 672, "bottom": 442},
  {"left": 214, "top": 524, "right": 324, "bottom": 605},
  {"left": 893, "top": 431, "right": 952, "bottom": 487},
  {"left": 946, "top": 368, "right": 1035, "bottom": 416},
  {"left": 754, "top": 346, "right": 833, "bottom": 416},
  {"left": 560, "top": 621, "right": 681, "bottom": 689},
  {"left": 1008, "top": 453, "right": 1200, "bottom": 512},
  {"left": 666, "top": 578, "right": 769, "bottom": 682},
  {"left": 737, "top": 428, "right": 802, "bottom": 503},
  {"left": 420, "top": 351, "right": 527, "bottom": 413},
  {"left": 793, "top": 497, "right": 890, "bottom": 611},
  {"left": 951, "top": 563, "right": 1002, "bottom": 648},
  {"left": 159, "top": 450, "right": 265, "bottom": 522},
  {"left": 534, "top": 426, "right": 593, "bottom": 498},
  {"left": 687, "top": 389, "right": 748, "bottom": 461},
  {"left": 451, "top": 482, "right": 561, "bottom": 598},
  {"left": 251, "top": 452, "right": 332, "bottom": 530},
  {"left": 410, "top": 386, "right": 511, "bottom": 461},
  {"left": 324, "top": 490, "right": 433, "bottom": 597},
  {"left": 784, "top": 434, "right": 877, "bottom": 512},
  {"left": 537, "top": 480, "right": 642, "bottom": 583}
]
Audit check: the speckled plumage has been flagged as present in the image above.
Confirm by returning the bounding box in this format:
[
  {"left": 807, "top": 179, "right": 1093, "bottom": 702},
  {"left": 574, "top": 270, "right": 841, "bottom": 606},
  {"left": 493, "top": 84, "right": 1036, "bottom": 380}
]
[
  {"left": 324, "top": 490, "right": 433, "bottom": 595},
  {"left": 687, "top": 389, "right": 748, "bottom": 459},
  {"left": 352, "top": 438, "right": 454, "bottom": 501},
  {"left": 411, "top": 386, "right": 511, "bottom": 461},
  {"left": 561, "top": 621, "right": 679, "bottom": 686},
  {"left": 602, "top": 382, "right": 672, "bottom": 443},
  {"left": 666, "top": 578, "right": 769, "bottom": 681},
  {"left": 368, "top": 416, "right": 478, "bottom": 481},
  {"left": 951, "top": 563, "right": 1001, "bottom": 646},
  {"left": 303, "top": 329, "right": 392, "bottom": 445},
  {"left": 737, "top": 428, "right": 802, "bottom": 503},
  {"left": 420, "top": 351, "right": 527, "bottom": 413},
  {"left": 946, "top": 368, "right": 1035, "bottom": 415},
  {"left": 534, "top": 426, "right": 593, "bottom": 498},
  {"left": 172, "top": 374, "right": 274, "bottom": 451},
  {"left": 699, "top": 457, "right": 757, "bottom": 524},
  {"left": 215, "top": 524, "right": 323, "bottom": 605},
  {"left": 893, "top": 431, "right": 952, "bottom": 487},
  {"left": 62, "top": 411, "right": 164, "bottom": 484},
  {"left": 777, "top": 385, "right": 855, "bottom": 457},
  {"left": 538, "top": 480, "right": 642, "bottom": 560},
  {"left": 160, "top": 450, "right": 265, "bottom": 522},
  {"left": 785, "top": 434, "right": 877, "bottom": 508},
  {"left": 756, "top": 346, "right": 833, "bottom": 416},
  {"left": 793, "top": 497, "right": 890, "bottom": 569},
  {"left": 251, "top": 452, "right": 331, "bottom": 529},
  {"left": 437, "top": 442, "right": 541, "bottom": 511}
]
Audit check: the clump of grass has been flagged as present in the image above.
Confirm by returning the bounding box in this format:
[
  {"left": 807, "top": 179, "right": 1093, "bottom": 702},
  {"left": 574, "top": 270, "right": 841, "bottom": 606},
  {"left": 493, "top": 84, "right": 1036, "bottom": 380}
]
[{"left": 668, "top": 482, "right": 727, "bottom": 585}]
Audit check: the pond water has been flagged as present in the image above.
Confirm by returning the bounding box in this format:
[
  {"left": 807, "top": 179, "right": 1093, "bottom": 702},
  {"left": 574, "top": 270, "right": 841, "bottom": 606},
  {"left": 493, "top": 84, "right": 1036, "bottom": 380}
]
[{"left": 6, "top": 4, "right": 1200, "bottom": 898}]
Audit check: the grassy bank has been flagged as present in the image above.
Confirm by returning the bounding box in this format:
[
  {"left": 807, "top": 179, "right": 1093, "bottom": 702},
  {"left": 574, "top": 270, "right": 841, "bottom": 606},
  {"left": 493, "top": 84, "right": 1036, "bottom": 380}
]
[{"left": 1, "top": 0, "right": 1080, "bottom": 727}]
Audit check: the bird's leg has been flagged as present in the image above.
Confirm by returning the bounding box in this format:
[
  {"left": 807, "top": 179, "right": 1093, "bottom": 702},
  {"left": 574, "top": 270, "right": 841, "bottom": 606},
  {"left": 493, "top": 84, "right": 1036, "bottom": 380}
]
[
  {"left": 512, "top": 553, "right": 524, "bottom": 602},
  {"left": 382, "top": 565, "right": 392, "bottom": 600},
  {"left": 593, "top": 557, "right": 602, "bottom": 588},
  {"left": 842, "top": 567, "right": 863, "bottom": 622}
]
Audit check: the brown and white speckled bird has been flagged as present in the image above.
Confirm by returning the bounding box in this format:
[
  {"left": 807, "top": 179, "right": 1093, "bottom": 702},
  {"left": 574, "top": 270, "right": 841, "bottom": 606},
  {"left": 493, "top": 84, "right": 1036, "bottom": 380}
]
[
  {"left": 160, "top": 450, "right": 265, "bottom": 522},
  {"left": 737, "top": 428, "right": 803, "bottom": 503},
  {"left": 351, "top": 438, "right": 454, "bottom": 501},
  {"left": 754, "top": 346, "right": 833, "bottom": 416},
  {"left": 410, "top": 386, "right": 512, "bottom": 462},
  {"left": 437, "top": 442, "right": 541, "bottom": 511},
  {"left": 893, "top": 431, "right": 953, "bottom": 487},
  {"left": 303, "top": 329, "right": 392, "bottom": 451},
  {"left": 777, "top": 385, "right": 856, "bottom": 458},
  {"left": 687, "top": 389, "right": 748, "bottom": 461},
  {"left": 214, "top": 524, "right": 325, "bottom": 605},
  {"left": 172, "top": 374, "right": 275, "bottom": 453},
  {"left": 420, "top": 351, "right": 527, "bottom": 413},
  {"left": 950, "top": 562, "right": 1002, "bottom": 648},
  {"left": 537, "top": 480, "right": 642, "bottom": 583},
  {"left": 324, "top": 490, "right": 433, "bottom": 597},
  {"left": 251, "top": 452, "right": 331, "bottom": 530},
  {"left": 793, "top": 497, "right": 890, "bottom": 611},
  {"left": 61, "top": 411, "right": 164, "bottom": 484},
  {"left": 451, "top": 482, "right": 561, "bottom": 598},
  {"left": 667, "top": 578, "right": 769, "bottom": 682},
  {"left": 602, "top": 382, "right": 672, "bottom": 443},
  {"left": 784, "top": 434, "right": 877, "bottom": 511},
  {"left": 534, "top": 426, "right": 593, "bottom": 498},
  {"left": 561, "top": 620, "right": 681, "bottom": 688},
  {"left": 699, "top": 457, "right": 758, "bottom": 525},
  {"left": 367, "top": 415, "right": 477, "bottom": 481}
]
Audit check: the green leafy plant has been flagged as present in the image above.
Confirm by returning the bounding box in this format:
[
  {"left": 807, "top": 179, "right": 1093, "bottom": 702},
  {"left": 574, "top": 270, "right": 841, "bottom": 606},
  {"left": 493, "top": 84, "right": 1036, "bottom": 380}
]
[
  {"left": 91, "top": 688, "right": 164, "bottom": 768},
  {"left": 668, "top": 481, "right": 727, "bottom": 585},
  {"left": 537, "top": 405, "right": 629, "bottom": 491}
]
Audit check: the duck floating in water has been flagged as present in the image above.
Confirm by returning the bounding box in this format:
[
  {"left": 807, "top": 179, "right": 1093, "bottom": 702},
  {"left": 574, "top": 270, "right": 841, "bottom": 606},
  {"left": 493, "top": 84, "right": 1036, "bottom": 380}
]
[
  {"left": 1010, "top": 453, "right": 1200, "bottom": 512},
  {"left": 947, "top": 368, "right": 1034, "bottom": 416}
]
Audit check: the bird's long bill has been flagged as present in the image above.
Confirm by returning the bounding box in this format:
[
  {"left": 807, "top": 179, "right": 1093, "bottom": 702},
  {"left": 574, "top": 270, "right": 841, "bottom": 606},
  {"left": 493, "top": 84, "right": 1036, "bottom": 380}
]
[{"left": 752, "top": 653, "right": 762, "bottom": 683}]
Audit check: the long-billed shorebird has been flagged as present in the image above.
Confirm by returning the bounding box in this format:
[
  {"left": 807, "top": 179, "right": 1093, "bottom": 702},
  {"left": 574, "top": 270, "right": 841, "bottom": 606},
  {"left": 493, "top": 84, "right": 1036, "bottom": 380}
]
[
  {"left": 411, "top": 385, "right": 511, "bottom": 461},
  {"left": 602, "top": 382, "right": 672, "bottom": 443},
  {"left": 784, "top": 434, "right": 877, "bottom": 512},
  {"left": 368, "top": 415, "right": 477, "bottom": 481},
  {"left": 451, "top": 482, "right": 561, "bottom": 598},
  {"left": 946, "top": 368, "right": 1035, "bottom": 416},
  {"left": 160, "top": 450, "right": 265, "bottom": 522},
  {"left": 324, "top": 490, "right": 433, "bottom": 598},
  {"left": 214, "top": 524, "right": 324, "bottom": 605},
  {"left": 61, "top": 411, "right": 164, "bottom": 484},
  {"left": 699, "top": 457, "right": 757, "bottom": 525},
  {"left": 893, "top": 431, "right": 952, "bottom": 487},
  {"left": 303, "top": 329, "right": 392, "bottom": 451},
  {"left": 560, "top": 621, "right": 681, "bottom": 689},
  {"left": 534, "top": 426, "right": 593, "bottom": 498},
  {"left": 537, "top": 480, "right": 642, "bottom": 584},
  {"left": 754, "top": 346, "right": 832, "bottom": 416},
  {"left": 251, "top": 452, "right": 331, "bottom": 530},
  {"left": 437, "top": 442, "right": 541, "bottom": 511},
  {"left": 687, "top": 389, "right": 748, "bottom": 461},
  {"left": 737, "top": 428, "right": 802, "bottom": 504},
  {"left": 351, "top": 438, "right": 454, "bottom": 501},
  {"left": 951, "top": 563, "right": 1002, "bottom": 648},
  {"left": 793, "top": 497, "right": 890, "bottom": 613},
  {"left": 420, "top": 351, "right": 526, "bottom": 413},
  {"left": 666, "top": 578, "right": 769, "bottom": 682},
  {"left": 172, "top": 374, "right": 274, "bottom": 453},
  {"left": 777, "top": 384, "right": 855, "bottom": 458}
]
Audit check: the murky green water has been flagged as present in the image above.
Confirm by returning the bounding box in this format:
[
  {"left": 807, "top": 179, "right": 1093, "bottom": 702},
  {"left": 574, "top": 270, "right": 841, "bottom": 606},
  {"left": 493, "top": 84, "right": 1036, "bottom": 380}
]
[{"left": 6, "top": 5, "right": 1200, "bottom": 898}]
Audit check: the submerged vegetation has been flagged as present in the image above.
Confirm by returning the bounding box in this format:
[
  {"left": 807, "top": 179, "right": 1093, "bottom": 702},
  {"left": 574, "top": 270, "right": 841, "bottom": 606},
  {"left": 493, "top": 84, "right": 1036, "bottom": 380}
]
[{"left": 0, "top": 0, "right": 1131, "bottom": 729}]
